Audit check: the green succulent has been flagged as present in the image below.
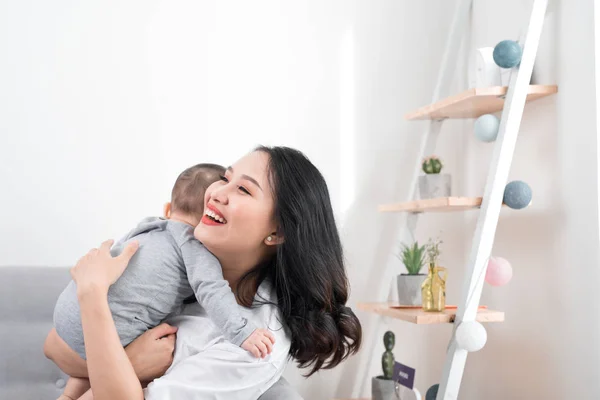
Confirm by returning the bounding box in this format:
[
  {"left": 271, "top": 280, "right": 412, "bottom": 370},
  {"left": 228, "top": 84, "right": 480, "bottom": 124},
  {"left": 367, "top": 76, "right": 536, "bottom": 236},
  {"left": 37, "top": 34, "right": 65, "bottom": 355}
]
[
  {"left": 381, "top": 331, "right": 395, "bottom": 380},
  {"left": 422, "top": 156, "right": 443, "bottom": 174},
  {"left": 399, "top": 241, "right": 426, "bottom": 275}
]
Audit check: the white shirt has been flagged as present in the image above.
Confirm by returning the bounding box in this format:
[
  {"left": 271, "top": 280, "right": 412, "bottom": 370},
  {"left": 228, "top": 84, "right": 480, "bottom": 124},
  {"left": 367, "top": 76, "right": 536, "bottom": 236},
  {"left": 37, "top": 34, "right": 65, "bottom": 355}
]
[{"left": 144, "top": 281, "right": 291, "bottom": 400}]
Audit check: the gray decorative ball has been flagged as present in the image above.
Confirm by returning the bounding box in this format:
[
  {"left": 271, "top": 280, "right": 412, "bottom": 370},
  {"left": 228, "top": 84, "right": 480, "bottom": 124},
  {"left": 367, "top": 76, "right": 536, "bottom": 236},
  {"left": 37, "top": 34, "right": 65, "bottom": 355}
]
[
  {"left": 426, "top": 384, "right": 439, "bottom": 400},
  {"left": 493, "top": 40, "right": 522, "bottom": 68},
  {"left": 474, "top": 114, "right": 500, "bottom": 142},
  {"left": 503, "top": 180, "right": 532, "bottom": 209}
]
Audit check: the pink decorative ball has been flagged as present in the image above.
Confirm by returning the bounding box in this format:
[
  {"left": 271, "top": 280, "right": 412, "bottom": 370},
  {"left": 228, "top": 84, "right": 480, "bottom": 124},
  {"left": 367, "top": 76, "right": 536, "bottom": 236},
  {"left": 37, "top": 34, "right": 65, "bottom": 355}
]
[{"left": 485, "top": 257, "right": 513, "bottom": 286}]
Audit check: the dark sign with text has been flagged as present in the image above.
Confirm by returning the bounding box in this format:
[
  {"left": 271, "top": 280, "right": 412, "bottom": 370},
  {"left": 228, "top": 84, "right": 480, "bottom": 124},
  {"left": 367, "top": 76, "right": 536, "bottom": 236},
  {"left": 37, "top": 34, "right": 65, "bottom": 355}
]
[{"left": 393, "top": 361, "right": 416, "bottom": 389}]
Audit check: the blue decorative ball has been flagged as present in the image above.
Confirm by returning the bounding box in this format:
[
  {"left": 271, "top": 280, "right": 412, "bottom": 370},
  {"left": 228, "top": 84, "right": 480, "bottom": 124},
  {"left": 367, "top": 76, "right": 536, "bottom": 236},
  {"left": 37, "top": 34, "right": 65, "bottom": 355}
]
[
  {"left": 503, "top": 180, "right": 532, "bottom": 209},
  {"left": 493, "top": 40, "right": 522, "bottom": 68},
  {"left": 426, "top": 384, "right": 439, "bottom": 400},
  {"left": 474, "top": 114, "right": 500, "bottom": 142}
]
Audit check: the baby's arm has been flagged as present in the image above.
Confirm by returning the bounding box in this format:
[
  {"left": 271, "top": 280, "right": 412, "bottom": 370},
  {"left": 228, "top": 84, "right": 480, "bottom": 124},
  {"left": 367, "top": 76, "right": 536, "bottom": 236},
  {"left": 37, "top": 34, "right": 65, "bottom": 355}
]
[
  {"left": 181, "top": 240, "right": 274, "bottom": 357},
  {"left": 44, "top": 328, "right": 88, "bottom": 378},
  {"left": 57, "top": 377, "right": 90, "bottom": 400}
]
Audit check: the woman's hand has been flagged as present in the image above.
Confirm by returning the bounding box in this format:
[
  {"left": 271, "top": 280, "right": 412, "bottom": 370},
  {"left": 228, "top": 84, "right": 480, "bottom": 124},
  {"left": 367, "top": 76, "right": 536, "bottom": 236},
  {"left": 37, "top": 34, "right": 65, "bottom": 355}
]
[
  {"left": 125, "top": 323, "right": 178, "bottom": 383},
  {"left": 71, "top": 239, "right": 139, "bottom": 295}
]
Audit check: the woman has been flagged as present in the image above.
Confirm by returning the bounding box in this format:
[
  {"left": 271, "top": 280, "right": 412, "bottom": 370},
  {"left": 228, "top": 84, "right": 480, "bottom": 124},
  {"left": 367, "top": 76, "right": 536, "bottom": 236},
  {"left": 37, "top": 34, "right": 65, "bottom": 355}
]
[{"left": 49, "top": 146, "right": 361, "bottom": 399}]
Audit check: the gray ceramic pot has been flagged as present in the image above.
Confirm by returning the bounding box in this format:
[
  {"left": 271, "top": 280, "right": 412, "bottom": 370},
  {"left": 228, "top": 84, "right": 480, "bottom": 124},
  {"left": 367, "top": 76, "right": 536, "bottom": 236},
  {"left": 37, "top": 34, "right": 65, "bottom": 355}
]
[
  {"left": 397, "top": 274, "right": 427, "bottom": 306},
  {"left": 419, "top": 174, "right": 451, "bottom": 199},
  {"left": 372, "top": 377, "right": 396, "bottom": 400}
]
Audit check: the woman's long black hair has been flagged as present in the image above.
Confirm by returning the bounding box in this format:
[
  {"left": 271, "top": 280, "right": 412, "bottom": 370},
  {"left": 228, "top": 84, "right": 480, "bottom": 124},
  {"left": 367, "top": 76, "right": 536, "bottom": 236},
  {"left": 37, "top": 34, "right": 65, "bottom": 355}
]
[{"left": 237, "top": 145, "right": 362, "bottom": 377}]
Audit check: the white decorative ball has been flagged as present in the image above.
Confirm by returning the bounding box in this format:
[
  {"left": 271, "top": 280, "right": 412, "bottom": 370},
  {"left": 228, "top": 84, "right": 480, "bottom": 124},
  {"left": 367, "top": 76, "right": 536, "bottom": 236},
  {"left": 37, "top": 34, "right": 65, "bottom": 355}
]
[
  {"left": 474, "top": 114, "right": 500, "bottom": 142},
  {"left": 455, "top": 321, "right": 487, "bottom": 352}
]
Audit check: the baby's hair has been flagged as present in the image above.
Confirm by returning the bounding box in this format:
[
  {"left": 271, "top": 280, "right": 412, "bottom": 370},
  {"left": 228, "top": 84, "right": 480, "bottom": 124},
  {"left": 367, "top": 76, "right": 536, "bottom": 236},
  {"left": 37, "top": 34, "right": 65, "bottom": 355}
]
[{"left": 171, "top": 163, "right": 225, "bottom": 217}]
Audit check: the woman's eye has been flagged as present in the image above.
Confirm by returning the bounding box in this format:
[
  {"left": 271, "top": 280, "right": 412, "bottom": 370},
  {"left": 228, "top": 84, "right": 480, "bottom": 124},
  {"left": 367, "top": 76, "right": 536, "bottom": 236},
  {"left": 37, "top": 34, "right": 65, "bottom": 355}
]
[
  {"left": 239, "top": 186, "right": 251, "bottom": 195},
  {"left": 219, "top": 175, "right": 229, "bottom": 183}
]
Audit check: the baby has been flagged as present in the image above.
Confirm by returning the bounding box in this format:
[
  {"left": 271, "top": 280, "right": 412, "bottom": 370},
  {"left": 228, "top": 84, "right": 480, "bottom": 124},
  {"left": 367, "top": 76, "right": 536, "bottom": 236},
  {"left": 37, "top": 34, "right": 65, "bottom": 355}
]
[{"left": 52, "top": 163, "right": 273, "bottom": 373}]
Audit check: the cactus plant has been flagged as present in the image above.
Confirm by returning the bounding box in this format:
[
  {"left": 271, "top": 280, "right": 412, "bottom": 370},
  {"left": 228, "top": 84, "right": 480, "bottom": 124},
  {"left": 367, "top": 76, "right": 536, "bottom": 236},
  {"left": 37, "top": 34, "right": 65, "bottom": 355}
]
[
  {"left": 422, "top": 155, "right": 443, "bottom": 174},
  {"left": 372, "top": 331, "right": 397, "bottom": 400},
  {"left": 381, "top": 331, "right": 395, "bottom": 380},
  {"left": 398, "top": 241, "right": 426, "bottom": 275}
]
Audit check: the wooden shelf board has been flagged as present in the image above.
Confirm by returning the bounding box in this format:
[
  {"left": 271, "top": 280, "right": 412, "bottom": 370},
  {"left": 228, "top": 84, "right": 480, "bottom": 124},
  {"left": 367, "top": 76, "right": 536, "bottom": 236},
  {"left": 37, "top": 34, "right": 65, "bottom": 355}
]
[
  {"left": 358, "top": 302, "right": 504, "bottom": 324},
  {"left": 405, "top": 84, "right": 558, "bottom": 120},
  {"left": 378, "top": 196, "right": 483, "bottom": 213}
]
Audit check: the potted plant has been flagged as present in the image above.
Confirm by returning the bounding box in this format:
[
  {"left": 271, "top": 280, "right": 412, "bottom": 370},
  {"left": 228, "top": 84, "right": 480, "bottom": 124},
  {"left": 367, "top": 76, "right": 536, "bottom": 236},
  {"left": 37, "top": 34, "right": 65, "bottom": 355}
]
[
  {"left": 421, "top": 238, "right": 447, "bottom": 312},
  {"left": 396, "top": 241, "right": 427, "bottom": 306},
  {"left": 419, "top": 155, "right": 451, "bottom": 199},
  {"left": 372, "top": 331, "right": 396, "bottom": 400}
]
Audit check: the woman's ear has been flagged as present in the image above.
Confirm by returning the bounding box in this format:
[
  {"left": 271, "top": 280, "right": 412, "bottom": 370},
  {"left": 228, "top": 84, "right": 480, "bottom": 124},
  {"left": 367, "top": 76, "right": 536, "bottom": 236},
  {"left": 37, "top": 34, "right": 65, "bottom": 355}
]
[
  {"left": 264, "top": 232, "right": 284, "bottom": 246},
  {"left": 163, "top": 202, "right": 172, "bottom": 219}
]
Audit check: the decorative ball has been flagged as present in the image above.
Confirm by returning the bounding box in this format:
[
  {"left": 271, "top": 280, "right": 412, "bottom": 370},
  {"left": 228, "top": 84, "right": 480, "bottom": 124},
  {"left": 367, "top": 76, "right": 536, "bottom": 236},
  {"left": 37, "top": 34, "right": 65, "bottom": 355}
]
[
  {"left": 486, "top": 256, "right": 513, "bottom": 286},
  {"left": 503, "top": 180, "right": 532, "bottom": 209},
  {"left": 493, "top": 40, "right": 522, "bottom": 68},
  {"left": 474, "top": 114, "right": 500, "bottom": 142},
  {"left": 397, "top": 385, "right": 421, "bottom": 400},
  {"left": 426, "top": 384, "right": 439, "bottom": 400},
  {"left": 455, "top": 321, "right": 487, "bottom": 352}
]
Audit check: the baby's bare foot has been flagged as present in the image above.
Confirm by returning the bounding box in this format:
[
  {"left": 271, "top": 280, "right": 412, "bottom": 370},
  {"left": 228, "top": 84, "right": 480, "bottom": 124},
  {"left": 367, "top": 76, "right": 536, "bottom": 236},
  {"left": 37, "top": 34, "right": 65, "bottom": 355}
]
[{"left": 61, "top": 377, "right": 91, "bottom": 399}]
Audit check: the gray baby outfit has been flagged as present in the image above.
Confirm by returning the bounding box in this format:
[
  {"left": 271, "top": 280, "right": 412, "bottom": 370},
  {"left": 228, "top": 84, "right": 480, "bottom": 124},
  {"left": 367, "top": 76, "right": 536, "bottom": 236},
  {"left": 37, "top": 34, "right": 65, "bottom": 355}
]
[{"left": 53, "top": 217, "right": 256, "bottom": 359}]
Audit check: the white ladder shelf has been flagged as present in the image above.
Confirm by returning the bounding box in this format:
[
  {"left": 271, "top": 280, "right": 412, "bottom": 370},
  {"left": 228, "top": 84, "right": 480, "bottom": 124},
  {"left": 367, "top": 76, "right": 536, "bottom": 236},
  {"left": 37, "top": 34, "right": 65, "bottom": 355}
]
[{"left": 348, "top": 0, "right": 556, "bottom": 399}]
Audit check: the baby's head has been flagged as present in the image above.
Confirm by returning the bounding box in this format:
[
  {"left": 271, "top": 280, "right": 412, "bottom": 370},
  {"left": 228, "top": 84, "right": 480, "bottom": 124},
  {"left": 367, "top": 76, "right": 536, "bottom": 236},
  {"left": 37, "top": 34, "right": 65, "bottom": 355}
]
[{"left": 164, "top": 163, "right": 226, "bottom": 226}]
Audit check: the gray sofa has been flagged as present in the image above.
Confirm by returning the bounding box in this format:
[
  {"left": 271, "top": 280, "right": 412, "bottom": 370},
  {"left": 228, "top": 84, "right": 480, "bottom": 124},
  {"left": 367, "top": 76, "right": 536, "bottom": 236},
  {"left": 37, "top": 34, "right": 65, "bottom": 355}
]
[{"left": 0, "top": 266, "right": 301, "bottom": 399}]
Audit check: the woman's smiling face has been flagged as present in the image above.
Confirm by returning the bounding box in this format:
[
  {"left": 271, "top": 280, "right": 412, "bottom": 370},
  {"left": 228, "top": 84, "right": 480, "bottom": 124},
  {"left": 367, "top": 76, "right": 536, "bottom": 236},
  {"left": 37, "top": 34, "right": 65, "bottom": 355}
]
[{"left": 194, "top": 151, "right": 277, "bottom": 256}]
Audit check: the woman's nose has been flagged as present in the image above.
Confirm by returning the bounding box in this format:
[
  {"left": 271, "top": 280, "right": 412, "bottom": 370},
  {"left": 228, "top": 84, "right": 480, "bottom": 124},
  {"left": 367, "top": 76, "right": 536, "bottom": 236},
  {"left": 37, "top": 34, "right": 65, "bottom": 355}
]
[{"left": 210, "top": 185, "right": 229, "bottom": 205}]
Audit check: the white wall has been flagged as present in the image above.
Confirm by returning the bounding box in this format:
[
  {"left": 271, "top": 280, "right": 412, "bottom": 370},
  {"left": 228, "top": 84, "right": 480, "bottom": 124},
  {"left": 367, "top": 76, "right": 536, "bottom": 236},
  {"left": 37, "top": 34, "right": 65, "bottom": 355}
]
[
  {"left": 341, "top": 1, "right": 600, "bottom": 399},
  {"left": 2, "top": 0, "right": 599, "bottom": 399},
  {"left": 0, "top": 0, "right": 347, "bottom": 267},
  {"left": 596, "top": 0, "right": 600, "bottom": 231}
]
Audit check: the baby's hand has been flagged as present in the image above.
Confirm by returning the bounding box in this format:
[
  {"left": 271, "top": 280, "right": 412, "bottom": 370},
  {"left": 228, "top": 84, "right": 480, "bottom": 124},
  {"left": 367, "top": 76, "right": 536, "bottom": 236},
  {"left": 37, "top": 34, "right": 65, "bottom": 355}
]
[{"left": 241, "top": 328, "right": 276, "bottom": 358}]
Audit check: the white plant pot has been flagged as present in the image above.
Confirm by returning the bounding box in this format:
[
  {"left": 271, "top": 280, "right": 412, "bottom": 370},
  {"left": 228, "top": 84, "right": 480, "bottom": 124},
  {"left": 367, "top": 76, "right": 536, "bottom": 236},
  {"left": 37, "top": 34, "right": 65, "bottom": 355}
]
[
  {"left": 468, "top": 47, "right": 502, "bottom": 88},
  {"left": 419, "top": 174, "right": 451, "bottom": 199},
  {"left": 397, "top": 274, "right": 427, "bottom": 306},
  {"left": 372, "top": 377, "right": 396, "bottom": 400}
]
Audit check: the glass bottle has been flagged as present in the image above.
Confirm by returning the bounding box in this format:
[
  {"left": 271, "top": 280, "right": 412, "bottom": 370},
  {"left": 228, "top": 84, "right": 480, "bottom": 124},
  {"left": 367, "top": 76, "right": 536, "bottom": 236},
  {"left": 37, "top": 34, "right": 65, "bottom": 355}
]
[{"left": 421, "top": 263, "right": 447, "bottom": 312}]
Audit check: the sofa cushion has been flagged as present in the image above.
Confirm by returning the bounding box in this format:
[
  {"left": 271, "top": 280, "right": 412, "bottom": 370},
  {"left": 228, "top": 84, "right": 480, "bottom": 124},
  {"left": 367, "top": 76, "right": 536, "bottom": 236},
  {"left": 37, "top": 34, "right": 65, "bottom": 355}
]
[{"left": 0, "top": 266, "right": 301, "bottom": 399}]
